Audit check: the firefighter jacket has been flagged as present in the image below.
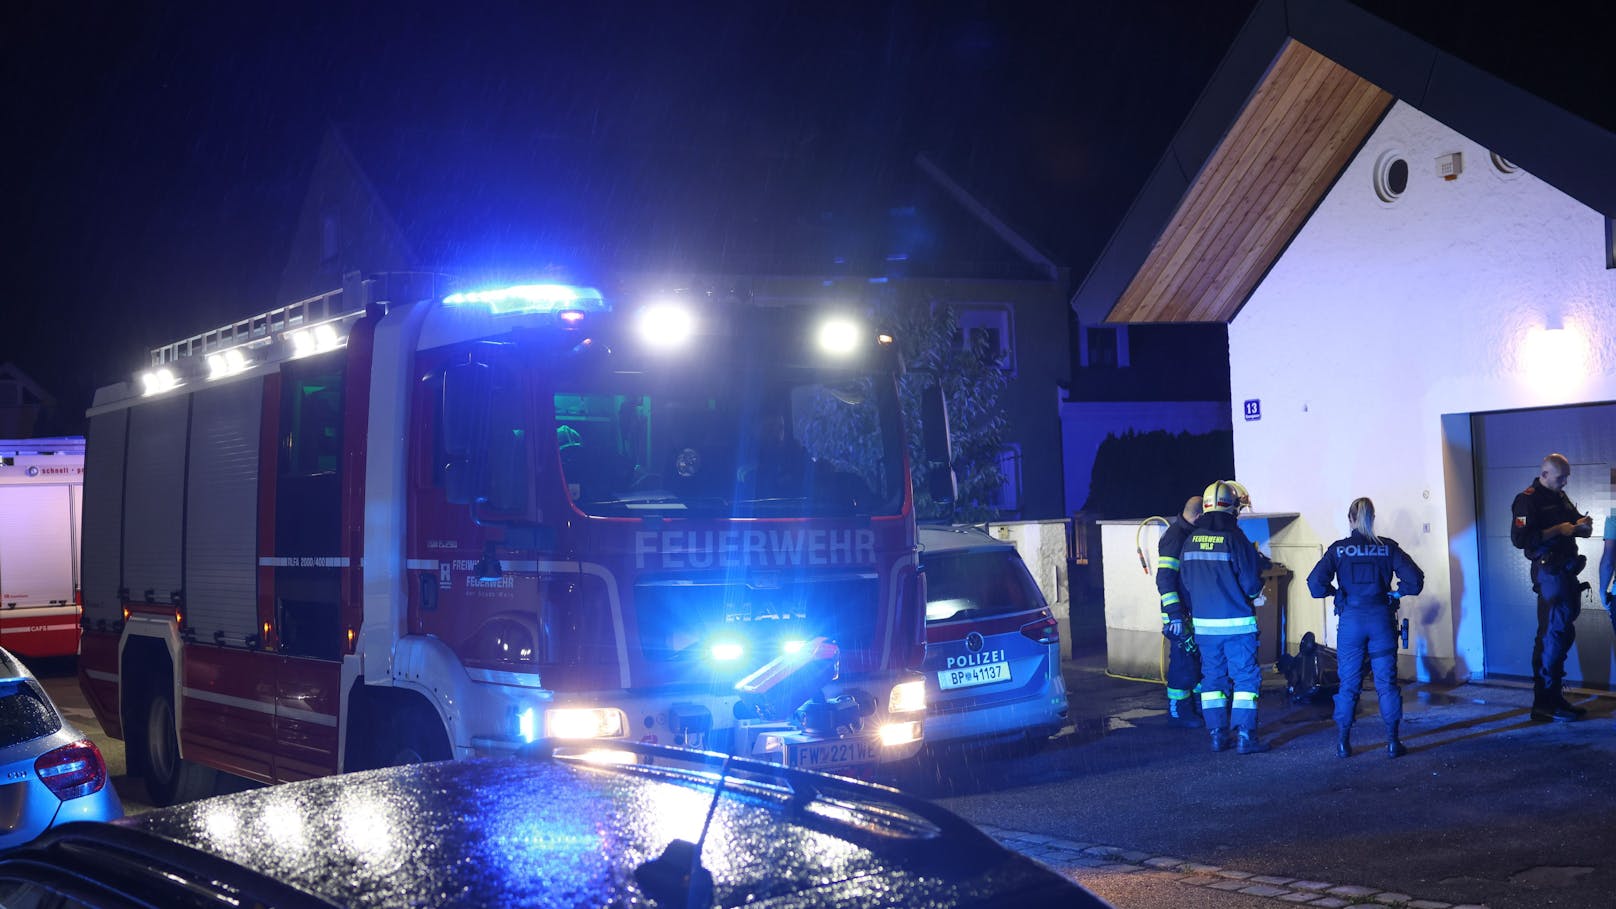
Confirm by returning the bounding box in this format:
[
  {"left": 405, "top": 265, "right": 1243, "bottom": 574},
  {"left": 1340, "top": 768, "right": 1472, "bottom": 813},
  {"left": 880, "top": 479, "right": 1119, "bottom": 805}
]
[
  {"left": 1306, "top": 531, "right": 1424, "bottom": 611},
  {"left": 1510, "top": 478, "right": 1583, "bottom": 568},
  {"left": 1177, "top": 511, "right": 1264, "bottom": 636},
  {"left": 1155, "top": 515, "right": 1196, "bottom": 622}
]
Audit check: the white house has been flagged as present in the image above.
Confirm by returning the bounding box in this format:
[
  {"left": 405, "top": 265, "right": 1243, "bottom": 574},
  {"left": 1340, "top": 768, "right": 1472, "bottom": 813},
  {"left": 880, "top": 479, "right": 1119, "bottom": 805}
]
[{"left": 1072, "top": 0, "right": 1616, "bottom": 685}]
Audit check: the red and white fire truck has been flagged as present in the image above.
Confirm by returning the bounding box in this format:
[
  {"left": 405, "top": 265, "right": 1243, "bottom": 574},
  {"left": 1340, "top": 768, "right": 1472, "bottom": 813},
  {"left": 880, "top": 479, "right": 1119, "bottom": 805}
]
[
  {"left": 79, "top": 277, "right": 949, "bottom": 804},
  {"left": 0, "top": 437, "right": 85, "bottom": 660}
]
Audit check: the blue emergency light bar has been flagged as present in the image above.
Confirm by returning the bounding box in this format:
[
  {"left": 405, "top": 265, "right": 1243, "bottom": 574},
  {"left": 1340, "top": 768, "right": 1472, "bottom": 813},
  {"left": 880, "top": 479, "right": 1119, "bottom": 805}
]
[{"left": 443, "top": 283, "right": 609, "bottom": 316}]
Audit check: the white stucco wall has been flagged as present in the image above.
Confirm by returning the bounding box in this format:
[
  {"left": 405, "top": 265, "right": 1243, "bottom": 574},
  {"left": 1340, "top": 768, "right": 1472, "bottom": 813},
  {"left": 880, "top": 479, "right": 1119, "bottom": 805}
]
[{"left": 1228, "top": 101, "right": 1616, "bottom": 681}]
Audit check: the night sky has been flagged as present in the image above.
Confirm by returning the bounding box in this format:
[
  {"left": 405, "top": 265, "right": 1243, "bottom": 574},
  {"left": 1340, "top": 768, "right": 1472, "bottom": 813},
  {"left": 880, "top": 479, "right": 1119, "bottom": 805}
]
[{"left": 3, "top": 1, "right": 1611, "bottom": 434}]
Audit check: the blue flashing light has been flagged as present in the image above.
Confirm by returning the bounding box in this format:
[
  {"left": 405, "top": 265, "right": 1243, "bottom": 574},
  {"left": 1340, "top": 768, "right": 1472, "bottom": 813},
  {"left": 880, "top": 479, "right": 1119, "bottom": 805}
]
[
  {"left": 443, "top": 283, "right": 608, "bottom": 315},
  {"left": 867, "top": 276, "right": 889, "bottom": 284},
  {"left": 518, "top": 707, "right": 537, "bottom": 743}
]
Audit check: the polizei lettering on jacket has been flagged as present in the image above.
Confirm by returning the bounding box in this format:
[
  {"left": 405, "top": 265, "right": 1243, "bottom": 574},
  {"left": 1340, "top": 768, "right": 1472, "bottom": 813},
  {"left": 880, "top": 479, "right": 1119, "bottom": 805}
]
[
  {"left": 635, "top": 529, "right": 877, "bottom": 569},
  {"left": 1336, "top": 544, "right": 1390, "bottom": 558},
  {"left": 946, "top": 650, "right": 1006, "bottom": 669}
]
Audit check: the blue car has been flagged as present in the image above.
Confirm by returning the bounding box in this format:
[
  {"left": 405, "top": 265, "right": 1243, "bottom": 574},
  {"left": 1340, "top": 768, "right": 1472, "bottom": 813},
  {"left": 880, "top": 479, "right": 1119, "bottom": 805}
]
[
  {"left": 0, "top": 648, "right": 122, "bottom": 850},
  {"left": 919, "top": 526, "right": 1069, "bottom": 748}
]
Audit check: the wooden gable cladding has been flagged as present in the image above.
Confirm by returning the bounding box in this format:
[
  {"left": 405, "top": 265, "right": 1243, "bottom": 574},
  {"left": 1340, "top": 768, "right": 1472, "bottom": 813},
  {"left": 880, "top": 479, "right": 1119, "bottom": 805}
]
[{"left": 1108, "top": 40, "right": 1392, "bottom": 323}]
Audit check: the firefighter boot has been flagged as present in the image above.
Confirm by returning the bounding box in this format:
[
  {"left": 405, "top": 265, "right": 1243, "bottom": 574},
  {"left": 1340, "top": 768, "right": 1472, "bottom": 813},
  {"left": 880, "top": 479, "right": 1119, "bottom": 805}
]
[
  {"left": 1336, "top": 726, "right": 1352, "bottom": 759},
  {"left": 1236, "top": 730, "right": 1270, "bottom": 754},
  {"left": 1209, "top": 728, "right": 1232, "bottom": 753},
  {"left": 1168, "top": 697, "right": 1204, "bottom": 729},
  {"left": 1386, "top": 723, "right": 1406, "bottom": 759}
]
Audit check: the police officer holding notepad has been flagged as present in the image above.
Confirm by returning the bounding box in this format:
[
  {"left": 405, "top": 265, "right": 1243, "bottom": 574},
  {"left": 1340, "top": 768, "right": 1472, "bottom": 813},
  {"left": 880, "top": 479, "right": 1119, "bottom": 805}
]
[{"left": 1511, "top": 453, "right": 1593, "bottom": 723}]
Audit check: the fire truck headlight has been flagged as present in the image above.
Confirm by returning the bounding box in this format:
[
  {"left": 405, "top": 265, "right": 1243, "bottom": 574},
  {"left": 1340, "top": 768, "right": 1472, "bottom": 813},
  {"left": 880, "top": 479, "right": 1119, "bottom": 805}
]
[
  {"left": 816, "top": 317, "right": 861, "bottom": 356},
  {"left": 888, "top": 680, "right": 926, "bottom": 714},
  {"left": 781, "top": 640, "right": 806, "bottom": 654},
  {"left": 709, "top": 642, "right": 744, "bottom": 662},
  {"left": 878, "top": 721, "right": 922, "bottom": 747},
  {"left": 637, "top": 303, "right": 694, "bottom": 349},
  {"left": 546, "top": 707, "right": 627, "bottom": 740}
]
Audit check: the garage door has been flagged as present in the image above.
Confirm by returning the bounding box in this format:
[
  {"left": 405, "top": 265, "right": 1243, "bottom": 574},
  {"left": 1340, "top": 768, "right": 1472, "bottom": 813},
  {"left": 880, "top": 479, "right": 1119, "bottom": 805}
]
[{"left": 1475, "top": 404, "right": 1614, "bottom": 688}]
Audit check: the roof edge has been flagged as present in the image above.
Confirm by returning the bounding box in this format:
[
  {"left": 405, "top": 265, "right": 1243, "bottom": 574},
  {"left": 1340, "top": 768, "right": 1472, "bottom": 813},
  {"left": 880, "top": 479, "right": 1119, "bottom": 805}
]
[{"left": 1071, "top": 0, "right": 1616, "bottom": 325}]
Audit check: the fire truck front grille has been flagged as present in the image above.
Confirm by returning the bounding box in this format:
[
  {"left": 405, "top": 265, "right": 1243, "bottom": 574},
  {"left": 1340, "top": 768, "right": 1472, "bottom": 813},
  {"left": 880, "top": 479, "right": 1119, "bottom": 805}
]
[{"left": 634, "top": 573, "right": 880, "bottom": 664}]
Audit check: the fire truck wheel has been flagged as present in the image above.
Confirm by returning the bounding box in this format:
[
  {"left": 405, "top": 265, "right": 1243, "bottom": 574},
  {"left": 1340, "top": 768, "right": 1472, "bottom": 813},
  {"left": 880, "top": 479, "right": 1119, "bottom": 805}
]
[
  {"left": 370, "top": 703, "right": 452, "bottom": 768},
  {"left": 142, "top": 688, "right": 218, "bottom": 806}
]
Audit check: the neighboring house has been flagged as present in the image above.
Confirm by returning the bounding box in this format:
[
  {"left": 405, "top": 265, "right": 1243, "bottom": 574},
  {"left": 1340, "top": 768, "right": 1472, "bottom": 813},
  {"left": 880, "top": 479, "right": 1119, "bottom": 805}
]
[
  {"left": 1059, "top": 321, "right": 1233, "bottom": 518},
  {"left": 276, "top": 128, "right": 1071, "bottom": 519},
  {"left": 0, "top": 364, "right": 56, "bottom": 439},
  {"left": 1071, "top": 0, "right": 1616, "bottom": 684}
]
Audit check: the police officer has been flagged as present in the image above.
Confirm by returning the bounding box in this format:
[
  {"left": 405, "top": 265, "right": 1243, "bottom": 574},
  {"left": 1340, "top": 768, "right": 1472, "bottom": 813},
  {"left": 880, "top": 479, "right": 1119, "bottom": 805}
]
[
  {"left": 1155, "top": 495, "right": 1204, "bottom": 728},
  {"left": 1511, "top": 453, "right": 1593, "bottom": 722},
  {"left": 1306, "top": 498, "right": 1423, "bottom": 758},
  {"left": 1182, "top": 481, "right": 1267, "bottom": 753}
]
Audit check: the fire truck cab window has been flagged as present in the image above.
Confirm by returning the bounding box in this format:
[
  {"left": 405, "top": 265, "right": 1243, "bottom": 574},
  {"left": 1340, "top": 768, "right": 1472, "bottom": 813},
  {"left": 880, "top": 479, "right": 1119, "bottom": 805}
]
[
  {"left": 281, "top": 373, "right": 343, "bottom": 478},
  {"left": 274, "top": 356, "right": 345, "bottom": 661},
  {"left": 553, "top": 372, "right": 903, "bottom": 518}
]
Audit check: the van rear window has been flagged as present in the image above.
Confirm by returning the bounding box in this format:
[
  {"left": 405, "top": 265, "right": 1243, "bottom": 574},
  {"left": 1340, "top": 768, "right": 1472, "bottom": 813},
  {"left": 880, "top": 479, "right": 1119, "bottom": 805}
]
[
  {"left": 923, "top": 550, "right": 1045, "bottom": 622},
  {"left": 0, "top": 682, "right": 61, "bottom": 748}
]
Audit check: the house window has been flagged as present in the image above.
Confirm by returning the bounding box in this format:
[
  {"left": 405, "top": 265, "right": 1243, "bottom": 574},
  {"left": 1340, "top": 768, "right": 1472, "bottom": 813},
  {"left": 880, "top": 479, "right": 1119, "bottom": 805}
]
[
  {"left": 1085, "top": 326, "right": 1118, "bottom": 368},
  {"left": 955, "top": 305, "right": 1015, "bottom": 373},
  {"left": 993, "top": 444, "right": 1023, "bottom": 513}
]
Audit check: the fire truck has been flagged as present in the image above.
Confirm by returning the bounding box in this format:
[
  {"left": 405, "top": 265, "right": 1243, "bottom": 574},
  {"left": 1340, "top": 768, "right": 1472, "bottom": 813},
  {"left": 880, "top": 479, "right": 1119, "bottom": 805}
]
[
  {"left": 0, "top": 437, "right": 85, "bottom": 660},
  {"left": 78, "top": 277, "right": 948, "bottom": 804}
]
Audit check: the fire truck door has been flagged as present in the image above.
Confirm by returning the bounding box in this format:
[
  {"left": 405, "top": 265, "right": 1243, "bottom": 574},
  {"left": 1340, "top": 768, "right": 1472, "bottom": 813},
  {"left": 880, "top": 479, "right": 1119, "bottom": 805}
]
[{"left": 270, "top": 357, "right": 345, "bottom": 780}]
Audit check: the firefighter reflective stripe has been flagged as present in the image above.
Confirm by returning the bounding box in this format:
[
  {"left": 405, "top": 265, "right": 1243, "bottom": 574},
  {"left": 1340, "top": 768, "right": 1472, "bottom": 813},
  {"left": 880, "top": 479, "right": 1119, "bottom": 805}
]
[
  {"left": 1160, "top": 591, "right": 1180, "bottom": 607},
  {"left": 1200, "top": 691, "right": 1228, "bottom": 707},
  {"left": 1193, "top": 615, "right": 1258, "bottom": 634},
  {"left": 1157, "top": 555, "right": 1180, "bottom": 571},
  {"left": 1232, "top": 691, "right": 1258, "bottom": 707},
  {"left": 1182, "top": 551, "right": 1231, "bottom": 562},
  {"left": 1167, "top": 688, "right": 1193, "bottom": 700}
]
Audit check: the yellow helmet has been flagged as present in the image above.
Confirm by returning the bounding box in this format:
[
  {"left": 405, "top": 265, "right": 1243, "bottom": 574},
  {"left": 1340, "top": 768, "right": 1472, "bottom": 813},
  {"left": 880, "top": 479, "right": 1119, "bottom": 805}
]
[{"left": 1203, "top": 480, "right": 1243, "bottom": 514}]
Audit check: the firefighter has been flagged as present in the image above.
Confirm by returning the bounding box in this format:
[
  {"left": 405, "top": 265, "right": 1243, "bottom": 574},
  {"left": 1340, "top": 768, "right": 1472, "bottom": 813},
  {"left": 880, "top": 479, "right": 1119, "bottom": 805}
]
[
  {"left": 1511, "top": 453, "right": 1593, "bottom": 722},
  {"left": 1306, "top": 497, "right": 1424, "bottom": 758},
  {"left": 1155, "top": 495, "right": 1205, "bottom": 728},
  {"left": 1182, "top": 481, "right": 1268, "bottom": 753}
]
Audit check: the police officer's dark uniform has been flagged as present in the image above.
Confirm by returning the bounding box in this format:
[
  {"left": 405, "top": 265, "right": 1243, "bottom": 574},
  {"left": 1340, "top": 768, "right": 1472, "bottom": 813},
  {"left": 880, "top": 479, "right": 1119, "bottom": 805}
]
[
  {"left": 1181, "top": 482, "right": 1267, "bottom": 753},
  {"left": 1155, "top": 506, "right": 1203, "bottom": 728},
  {"left": 1307, "top": 526, "right": 1423, "bottom": 757},
  {"left": 1511, "top": 467, "right": 1591, "bottom": 721}
]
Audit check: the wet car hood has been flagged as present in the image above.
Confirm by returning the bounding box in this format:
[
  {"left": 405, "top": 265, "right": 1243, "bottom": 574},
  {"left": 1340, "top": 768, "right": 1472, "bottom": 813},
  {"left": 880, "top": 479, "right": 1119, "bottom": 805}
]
[{"left": 114, "top": 755, "right": 1091, "bottom": 908}]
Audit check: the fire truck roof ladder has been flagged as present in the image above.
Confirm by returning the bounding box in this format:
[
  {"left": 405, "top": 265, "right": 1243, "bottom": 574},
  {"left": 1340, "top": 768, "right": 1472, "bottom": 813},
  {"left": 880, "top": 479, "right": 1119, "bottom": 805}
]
[{"left": 149, "top": 286, "right": 368, "bottom": 369}]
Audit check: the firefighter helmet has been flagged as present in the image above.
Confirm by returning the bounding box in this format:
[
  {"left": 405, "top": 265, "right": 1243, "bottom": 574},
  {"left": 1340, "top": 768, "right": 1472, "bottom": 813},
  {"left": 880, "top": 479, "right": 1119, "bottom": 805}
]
[
  {"left": 1222, "top": 480, "right": 1251, "bottom": 512},
  {"left": 1203, "top": 480, "right": 1243, "bottom": 514}
]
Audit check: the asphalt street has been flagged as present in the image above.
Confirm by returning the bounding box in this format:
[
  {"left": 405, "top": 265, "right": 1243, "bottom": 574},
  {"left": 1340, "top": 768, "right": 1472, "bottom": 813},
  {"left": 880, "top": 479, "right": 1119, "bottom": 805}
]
[
  {"left": 33, "top": 646, "right": 1616, "bottom": 909},
  {"left": 887, "top": 643, "right": 1616, "bottom": 909}
]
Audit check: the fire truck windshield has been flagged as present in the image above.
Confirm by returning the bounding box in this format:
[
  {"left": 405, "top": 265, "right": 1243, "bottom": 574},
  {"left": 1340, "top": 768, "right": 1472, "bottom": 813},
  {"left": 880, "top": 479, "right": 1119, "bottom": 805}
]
[{"left": 552, "top": 372, "right": 905, "bottom": 518}]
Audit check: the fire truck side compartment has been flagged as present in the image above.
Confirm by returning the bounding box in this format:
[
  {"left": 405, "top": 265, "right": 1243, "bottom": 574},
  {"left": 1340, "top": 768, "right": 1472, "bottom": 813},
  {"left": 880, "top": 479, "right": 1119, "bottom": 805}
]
[
  {"left": 81, "top": 411, "right": 129, "bottom": 626},
  {"left": 183, "top": 377, "right": 263, "bottom": 644}
]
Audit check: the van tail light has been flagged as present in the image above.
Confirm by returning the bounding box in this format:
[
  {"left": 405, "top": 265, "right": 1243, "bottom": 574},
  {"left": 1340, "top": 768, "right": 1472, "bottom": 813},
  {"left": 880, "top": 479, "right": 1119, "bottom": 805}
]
[
  {"left": 36, "top": 739, "right": 108, "bottom": 801},
  {"left": 1020, "top": 615, "right": 1060, "bottom": 646}
]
